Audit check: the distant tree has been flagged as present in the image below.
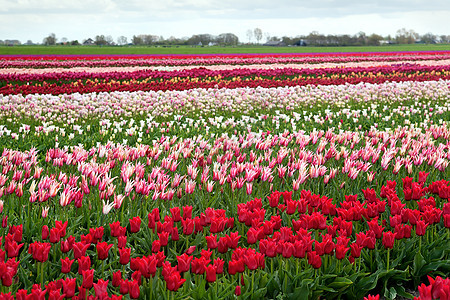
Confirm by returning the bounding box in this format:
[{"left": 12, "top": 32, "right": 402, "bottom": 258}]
[
  {"left": 187, "top": 34, "right": 214, "bottom": 46},
  {"left": 95, "top": 35, "right": 108, "bottom": 46},
  {"left": 246, "top": 29, "right": 253, "bottom": 43},
  {"left": 117, "top": 36, "right": 128, "bottom": 45},
  {"left": 367, "top": 34, "right": 383, "bottom": 46},
  {"left": 421, "top": 32, "right": 436, "bottom": 44},
  {"left": 440, "top": 35, "right": 450, "bottom": 43},
  {"left": 60, "top": 37, "right": 68, "bottom": 45},
  {"left": 356, "top": 32, "right": 367, "bottom": 46},
  {"left": 396, "top": 28, "right": 418, "bottom": 44},
  {"left": 254, "top": 28, "right": 263, "bottom": 44},
  {"left": 43, "top": 33, "right": 57, "bottom": 45},
  {"left": 281, "top": 36, "right": 294, "bottom": 45},
  {"left": 106, "top": 35, "right": 114, "bottom": 45},
  {"left": 71, "top": 40, "right": 80, "bottom": 46},
  {"left": 216, "top": 33, "right": 239, "bottom": 46},
  {"left": 132, "top": 35, "right": 143, "bottom": 45}
]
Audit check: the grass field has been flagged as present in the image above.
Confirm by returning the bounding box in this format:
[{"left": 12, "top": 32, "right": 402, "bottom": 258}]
[{"left": 1, "top": 44, "right": 450, "bottom": 55}]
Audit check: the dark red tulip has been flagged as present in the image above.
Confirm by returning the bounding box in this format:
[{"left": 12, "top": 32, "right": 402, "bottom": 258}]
[{"left": 62, "top": 278, "right": 76, "bottom": 299}]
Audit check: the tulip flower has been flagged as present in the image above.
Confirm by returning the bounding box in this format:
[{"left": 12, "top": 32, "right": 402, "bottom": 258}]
[
  {"left": 129, "top": 216, "right": 141, "bottom": 233},
  {"left": 81, "top": 269, "right": 94, "bottom": 289},
  {"left": 97, "top": 242, "right": 113, "bottom": 260},
  {"left": 93, "top": 279, "right": 109, "bottom": 300},
  {"left": 60, "top": 257, "right": 74, "bottom": 274}
]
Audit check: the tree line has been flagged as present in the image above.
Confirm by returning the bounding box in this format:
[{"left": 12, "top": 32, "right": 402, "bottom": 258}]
[{"left": 2, "top": 28, "right": 448, "bottom": 47}]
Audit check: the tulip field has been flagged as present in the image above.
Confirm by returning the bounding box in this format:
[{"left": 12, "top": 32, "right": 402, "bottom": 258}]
[{"left": 0, "top": 51, "right": 450, "bottom": 299}]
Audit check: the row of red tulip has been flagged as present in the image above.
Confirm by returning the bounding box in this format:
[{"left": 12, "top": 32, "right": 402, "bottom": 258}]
[{"left": 1, "top": 175, "right": 448, "bottom": 298}]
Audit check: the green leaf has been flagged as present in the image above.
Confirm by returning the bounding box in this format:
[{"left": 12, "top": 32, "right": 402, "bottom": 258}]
[
  {"left": 413, "top": 252, "right": 426, "bottom": 276},
  {"left": 327, "top": 277, "right": 353, "bottom": 290},
  {"left": 394, "top": 285, "right": 414, "bottom": 299}
]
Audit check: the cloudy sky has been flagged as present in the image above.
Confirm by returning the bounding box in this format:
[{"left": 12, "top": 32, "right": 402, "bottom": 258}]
[{"left": 1, "top": 0, "right": 449, "bottom": 43}]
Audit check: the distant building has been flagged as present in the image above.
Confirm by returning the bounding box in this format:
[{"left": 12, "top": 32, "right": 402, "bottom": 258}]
[
  {"left": 263, "top": 40, "right": 286, "bottom": 47},
  {"left": 4, "top": 40, "right": 21, "bottom": 46},
  {"left": 83, "top": 38, "right": 95, "bottom": 45},
  {"left": 294, "top": 39, "right": 307, "bottom": 46}
]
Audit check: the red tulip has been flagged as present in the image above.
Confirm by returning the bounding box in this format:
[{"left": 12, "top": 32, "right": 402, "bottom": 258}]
[
  {"left": 29, "top": 241, "right": 52, "bottom": 262},
  {"left": 60, "top": 257, "right": 74, "bottom": 274},
  {"left": 118, "top": 236, "right": 127, "bottom": 248},
  {"left": 112, "top": 270, "right": 122, "bottom": 287},
  {"left": 55, "top": 221, "right": 68, "bottom": 238},
  {"left": 205, "top": 264, "right": 217, "bottom": 282},
  {"left": 214, "top": 258, "right": 225, "bottom": 274},
  {"left": 235, "top": 286, "right": 242, "bottom": 296},
  {"left": 165, "top": 271, "right": 186, "bottom": 291},
  {"left": 128, "top": 280, "right": 140, "bottom": 299},
  {"left": 176, "top": 253, "right": 192, "bottom": 273},
  {"left": 181, "top": 218, "right": 194, "bottom": 235},
  {"left": 129, "top": 216, "right": 141, "bottom": 233},
  {"left": 382, "top": 231, "right": 395, "bottom": 249},
  {"left": 77, "top": 256, "right": 91, "bottom": 275},
  {"left": 81, "top": 269, "right": 94, "bottom": 289},
  {"left": 97, "top": 242, "right": 113, "bottom": 260},
  {"left": 307, "top": 251, "right": 322, "bottom": 269},
  {"left": 93, "top": 279, "right": 109, "bottom": 300},
  {"left": 119, "top": 279, "right": 129, "bottom": 295},
  {"left": 62, "top": 278, "right": 76, "bottom": 298},
  {"left": 42, "top": 225, "right": 49, "bottom": 240},
  {"left": 350, "top": 243, "right": 363, "bottom": 258},
  {"left": 205, "top": 234, "right": 218, "bottom": 249},
  {"left": 335, "top": 244, "right": 349, "bottom": 260},
  {"left": 363, "top": 295, "right": 380, "bottom": 300},
  {"left": 110, "top": 221, "right": 126, "bottom": 237},
  {"left": 152, "top": 240, "right": 161, "bottom": 253},
  {"left": 72, "top": 242, "right": 90, "bottom": 259},
  {"left": 119, "top": 247, "right": 131, "bottom": 265},
  {"left": 183, "top": 205, "right": 193, "bottom": 220},
  {"left": 170, "top": 207, "right": 181, "bottom": 222},
  {"left": 415, "top": 220, "right": 428, "bottom": 236}
]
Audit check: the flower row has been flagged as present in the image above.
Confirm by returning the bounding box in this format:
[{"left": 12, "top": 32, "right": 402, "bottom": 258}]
[
  {"left": 0, "top": 175, "right": 449, "bottom": 298},
  {"left": 1, "top": 52, "right": 450, "bottom": 68}
]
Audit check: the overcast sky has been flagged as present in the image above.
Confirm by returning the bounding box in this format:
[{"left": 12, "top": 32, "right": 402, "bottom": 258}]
[{"left": 1, "top": 0, "right": 449, "bottom": 43}]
